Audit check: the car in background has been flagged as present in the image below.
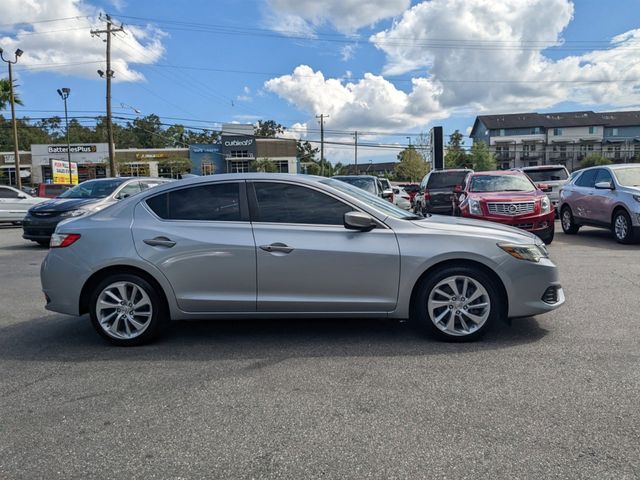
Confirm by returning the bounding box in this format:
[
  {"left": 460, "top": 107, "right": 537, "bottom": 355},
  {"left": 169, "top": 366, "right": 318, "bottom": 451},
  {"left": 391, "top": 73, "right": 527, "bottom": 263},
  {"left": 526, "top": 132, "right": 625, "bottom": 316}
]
[
  {"left": 454, "top": 170, "right": 555, "bottom": 244},
  {"left": 414, "top": 169, "right": 473, "bottom": 216},
  {"left": 0, "top": 185, "right": 46, "bottom": 225},
  {"left": 332, "top": 175, "right": 392, "bottom": 200},
  {"left": 518, "top": 165, "right": 570, "bottom": 214},
  {"left": 559, "top": 164, "right": 640, "bottom": 244},
  {"left": 23, "top": 177, "right": 171, "bottom": 246},
  {"left": 40, "top": 173, "right": 563, "bottom": 346},
  {"left": 398, "top": 183, "right": 420, "bottom": 204},
  {"left": 37, "top": 183, "right": 73, "bottom": 198},
  {"left": 21, "top": 186, "right": 37, "bottom": 196},
  {"left": 392, "top": 186, "right": 412, "bottom": 210}
]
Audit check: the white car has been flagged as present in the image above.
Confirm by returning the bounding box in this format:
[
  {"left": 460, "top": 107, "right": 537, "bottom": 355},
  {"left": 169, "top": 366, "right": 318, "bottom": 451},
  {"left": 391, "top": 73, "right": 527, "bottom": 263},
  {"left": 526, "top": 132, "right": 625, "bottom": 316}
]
[
  {"left": 0, "top": 185, "right": 46, "bottom": 224},
  {"left": 392, "top": 186, "right": 412, "bottom": 210}
]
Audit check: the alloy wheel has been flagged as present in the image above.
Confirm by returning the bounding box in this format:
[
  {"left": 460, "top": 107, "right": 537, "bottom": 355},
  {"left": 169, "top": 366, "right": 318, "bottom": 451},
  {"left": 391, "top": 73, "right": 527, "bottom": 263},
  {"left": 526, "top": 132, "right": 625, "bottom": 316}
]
[
  {"left": 562, "top": 209, "right": 572, "bottom": 231},
  {"left": 427, "top": 275, "right": 491, "bottom": 337},
  {"left": 614, "top": 214, "right": 628, "bottom": 240},
  {"left": 96, "top": 281, "right": 153, "bottom": 340}
]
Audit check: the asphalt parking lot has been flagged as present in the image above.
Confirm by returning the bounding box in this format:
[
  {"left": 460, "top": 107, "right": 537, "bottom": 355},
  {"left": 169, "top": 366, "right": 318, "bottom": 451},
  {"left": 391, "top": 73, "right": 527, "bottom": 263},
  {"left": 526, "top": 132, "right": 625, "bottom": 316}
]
[{"left": 0, "top": 223, "right": 638, "bottom": 480}]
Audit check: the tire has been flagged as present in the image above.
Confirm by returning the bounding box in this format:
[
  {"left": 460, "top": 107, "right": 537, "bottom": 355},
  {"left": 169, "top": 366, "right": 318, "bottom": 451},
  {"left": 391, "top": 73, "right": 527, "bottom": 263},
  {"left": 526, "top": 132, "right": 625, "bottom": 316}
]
[
  {"left": 612, "top": 209, "right": 637, "bottom": 244},
  {"left": 537, "top": 223, "right": 555, "bottom": 245},
  {"left": 560, "top": 206, "right": 580, "bottom": 235},
  {"left": 412, "top": 265, "right": 503, "bottom": 342},
  {"left": 89, "top": 273, "right": 168, "bottom": 346}
]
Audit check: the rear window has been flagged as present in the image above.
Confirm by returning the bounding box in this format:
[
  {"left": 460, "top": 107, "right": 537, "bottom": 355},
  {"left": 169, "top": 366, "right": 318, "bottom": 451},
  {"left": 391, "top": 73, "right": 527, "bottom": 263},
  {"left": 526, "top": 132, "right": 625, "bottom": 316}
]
[
  {"left": 42, "top": 185, "right": 71, "bottom": 197},
  {"left": 525, "top": 167, "right": 569, "bottom": 182},
  {"left": 427, "top": 171, "right": 469, "bottom": 189}
]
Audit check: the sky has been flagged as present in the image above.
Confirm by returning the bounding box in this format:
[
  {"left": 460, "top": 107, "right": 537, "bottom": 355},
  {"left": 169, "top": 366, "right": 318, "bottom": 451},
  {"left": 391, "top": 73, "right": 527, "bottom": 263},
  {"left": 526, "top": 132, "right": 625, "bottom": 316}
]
[{"left": 1, "top": 0, "right": 640, "bottom": 164}]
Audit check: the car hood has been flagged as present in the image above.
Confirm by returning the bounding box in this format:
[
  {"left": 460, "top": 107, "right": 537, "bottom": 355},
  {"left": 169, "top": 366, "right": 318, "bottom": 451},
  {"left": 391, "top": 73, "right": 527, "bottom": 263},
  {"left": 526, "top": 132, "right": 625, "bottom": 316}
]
[
  {"left": 466, "top": 191, "right": 541, "bottom": 202},
  {"left": 29, "top": 198, "right": 102, "bottom": 212},
  {"left": 410, "top": 214, "right": 540, "bottom": 244}
]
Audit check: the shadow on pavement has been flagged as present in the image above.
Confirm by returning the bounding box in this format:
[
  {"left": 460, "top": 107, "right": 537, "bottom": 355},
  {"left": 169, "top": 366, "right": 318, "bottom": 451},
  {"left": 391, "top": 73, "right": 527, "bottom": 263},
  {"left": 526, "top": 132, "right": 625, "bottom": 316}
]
[
  {"left": 554, "top": 226, "right": 639, "bottom": 251},
  {"left": 0, "top": 313, "right": 549, "bottom": 363}
]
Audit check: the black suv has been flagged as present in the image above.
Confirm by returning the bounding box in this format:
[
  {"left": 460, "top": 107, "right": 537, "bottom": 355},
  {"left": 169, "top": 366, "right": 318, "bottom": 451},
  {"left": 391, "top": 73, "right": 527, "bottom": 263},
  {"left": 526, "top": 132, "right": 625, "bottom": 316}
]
[{"left": 414, "top": 169, "right": 473, "bottom": 215}]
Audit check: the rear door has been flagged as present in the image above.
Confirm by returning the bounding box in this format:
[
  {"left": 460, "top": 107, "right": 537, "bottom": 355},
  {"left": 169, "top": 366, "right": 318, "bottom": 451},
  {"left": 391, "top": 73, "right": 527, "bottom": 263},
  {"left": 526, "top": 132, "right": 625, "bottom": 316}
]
[
  {"left": 249, "top": 180, "right": 400, "bottom": 313},
  {"left": 132, "top": 181, "right": 257, "bottom": 313}
]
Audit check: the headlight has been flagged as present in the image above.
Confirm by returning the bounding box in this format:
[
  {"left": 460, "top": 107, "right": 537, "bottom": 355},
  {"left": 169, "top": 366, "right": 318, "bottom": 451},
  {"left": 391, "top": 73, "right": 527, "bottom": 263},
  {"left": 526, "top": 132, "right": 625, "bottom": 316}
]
[
  {"left": 541, "top": 195, "right": 551, "bottom": 213},
  {"left": 469, "top": 198, "right": 482, "bottom": 215},
  {"left": 60, "top": 209, "right": 87, "bottom": 218},
  {"left": 498, "top": 243, "right": 549, "bottom": 263}
]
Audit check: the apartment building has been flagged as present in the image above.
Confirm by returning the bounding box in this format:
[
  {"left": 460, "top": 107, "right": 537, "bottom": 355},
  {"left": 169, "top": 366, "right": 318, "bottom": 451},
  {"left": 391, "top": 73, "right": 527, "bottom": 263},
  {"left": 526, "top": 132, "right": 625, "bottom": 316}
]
[{"left": 470, "top": 110, "right": 640, "bottom": 171}]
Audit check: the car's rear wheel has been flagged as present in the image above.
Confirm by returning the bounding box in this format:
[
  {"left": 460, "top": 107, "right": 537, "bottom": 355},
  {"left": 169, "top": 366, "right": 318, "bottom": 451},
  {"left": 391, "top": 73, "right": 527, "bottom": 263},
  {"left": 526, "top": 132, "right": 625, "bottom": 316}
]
[
  {"left": 560, "top": 206, "right": 580, "bottom": 234},
  {"left": 413, "top": 266, "right": 502, "bottom": 342},
  {"left": 612, "top": 209, "right": 637, "bottom": 244},
  {"left": 89, "top": 273, "right": 168, "bottom": 346}
]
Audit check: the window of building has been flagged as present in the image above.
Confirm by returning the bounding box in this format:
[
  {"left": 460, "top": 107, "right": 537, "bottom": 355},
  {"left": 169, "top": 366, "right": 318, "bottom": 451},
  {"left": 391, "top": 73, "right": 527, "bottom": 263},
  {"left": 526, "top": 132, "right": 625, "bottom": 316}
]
[
  {"left": 614, "top": 145, "right": 621, "bottom": 159},
  {"left": 554, "top": 128, "right": 563, "bottom": 136},
  {"left": 588, "top": 126, "right": 596, "bottom": 134},
  {"left": 559, "top": 145, "right": 567, "bottom": 159},
  {"left": 499, "top": 129, "right": 505, "bottom": 136},
  {"left": 229, "top": 161, "right": 250, "bottom": 173},
  {"left": 528, "top": 161, "right": 538, "bottom": 167},
  {"left": 530, "top": 127, "right": 542, "bottom": 134},
  {"left": 201, "top": 161, "right": 214, "bottom": 176},
  {"left": 252, "top": 182, "right": 352, "bottom": 225},
  {"left": 146, "top": 182, "right": 242, "bottom": 221},
  {"left": 612, "top": 128, "right": 619, "bottom": 136}
]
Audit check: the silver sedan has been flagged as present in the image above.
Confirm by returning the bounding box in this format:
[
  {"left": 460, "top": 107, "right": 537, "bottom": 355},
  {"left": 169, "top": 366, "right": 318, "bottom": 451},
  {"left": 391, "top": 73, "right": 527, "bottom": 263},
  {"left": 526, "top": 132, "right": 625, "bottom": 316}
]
[{"left": 41, "top": 174, "right": 564, "bottom": 346}]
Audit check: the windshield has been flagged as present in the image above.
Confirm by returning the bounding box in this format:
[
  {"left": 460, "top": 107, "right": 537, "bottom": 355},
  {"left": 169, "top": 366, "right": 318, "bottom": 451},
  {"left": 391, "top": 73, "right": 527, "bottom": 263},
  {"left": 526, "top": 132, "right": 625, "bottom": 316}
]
[
  {"left": 427, "top": 171, "right": 469, "bottom": 189},
  {"left": 58, "top": 179, "right": 124, "bottom": 199},
  {"left": 333, "top": 176, "right": 377, "bottom": 194},
  {"left": 525, "top": 167, "right": 569, "bottom": 182},
  {"left": 470, "top": 175, "right": 535, "bottom": 193},
  {"left": 613, "top": 166, "right": 640, "bottom": 187},
  {"left": 320, "top": 178, "right": 418, "bottom": 220}
]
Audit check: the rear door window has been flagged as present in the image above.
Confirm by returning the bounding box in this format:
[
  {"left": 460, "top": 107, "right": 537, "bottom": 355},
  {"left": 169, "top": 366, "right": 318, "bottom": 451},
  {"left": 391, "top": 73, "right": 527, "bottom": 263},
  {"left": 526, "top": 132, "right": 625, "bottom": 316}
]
[{"left": 427, "top": 171, "right": 469, "bottom": 189}]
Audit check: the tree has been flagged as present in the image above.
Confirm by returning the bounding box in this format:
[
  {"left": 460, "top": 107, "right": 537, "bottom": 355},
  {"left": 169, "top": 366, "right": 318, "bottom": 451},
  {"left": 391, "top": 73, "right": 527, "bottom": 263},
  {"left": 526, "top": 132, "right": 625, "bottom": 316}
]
[
  {"left": 445, "top": 129, "right": 469, "bottom": 169},
  {"left": 254, "top": 120, "right": 285, "bottom": 138},
  {"left": 395, "top": 146, "right": 428, "bottom": 182},
  {"left": 158, "top": 156, "right": 193, "bottom": 177},
  {"left": 0, "top": 78, "right": 23, "bottom": 111},
  {"left": 252, "top": 158, "right": 278, "bottom": 172},
  {"left": 580, "top": 153, "right": 612, "bottom": 168},
  {"left": 468, "top": 141, "right": 496, "bottom": 171}
]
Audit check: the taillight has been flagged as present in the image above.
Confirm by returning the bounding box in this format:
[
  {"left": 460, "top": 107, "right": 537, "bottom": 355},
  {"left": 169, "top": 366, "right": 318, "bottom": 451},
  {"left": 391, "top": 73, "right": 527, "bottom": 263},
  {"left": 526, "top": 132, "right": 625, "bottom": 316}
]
[{"left": 50, "top": 233, "right": 81, "bottom": 248}]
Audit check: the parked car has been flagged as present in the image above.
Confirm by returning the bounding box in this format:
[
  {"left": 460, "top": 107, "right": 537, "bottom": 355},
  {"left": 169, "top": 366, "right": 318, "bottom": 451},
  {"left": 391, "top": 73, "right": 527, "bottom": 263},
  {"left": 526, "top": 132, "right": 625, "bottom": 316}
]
[
  {"left": 23, "top": 177, "right": 171, "bottom": 246},
  {"left": 398, "top": 183, "right": 420, "bottom": 204},
  {"left": 0, "top": 185, "right": 46, "bottom": 224},
  {"left": 392, "top": 186, "right": 412, "bottom": 210},
  {"left": 332, "top": 175, "right": 392, "bottom": 200},
  {"left": 518, "top": 165, "right": 570, "bottom": 214},
  {"left": 454, "top": 170, "right": 555, "bottom": 244},
  {"left": 41, "top": 173, "right": 564, "bottom": 346},
  {"left": 378, "top": 177, "right": 395, "bottom": 203},
  {"left": 559, "top": 164, "right": 640, "bottom": 244},
  {"left": 414, "top": 169, "right": 473, "bottom": 216},
  {"left": 21, "top": 186, "right": 37, "bottom": 196},
  {"left": 37, "top": 183, "right": 73, "bottom": 198}
]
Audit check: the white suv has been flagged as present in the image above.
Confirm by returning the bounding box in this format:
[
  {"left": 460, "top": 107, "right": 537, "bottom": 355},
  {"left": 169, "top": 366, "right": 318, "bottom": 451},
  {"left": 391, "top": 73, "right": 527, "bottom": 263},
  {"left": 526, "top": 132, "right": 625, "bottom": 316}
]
[{"left": 520, "top": 165, "right": 570, "bottom": 214}]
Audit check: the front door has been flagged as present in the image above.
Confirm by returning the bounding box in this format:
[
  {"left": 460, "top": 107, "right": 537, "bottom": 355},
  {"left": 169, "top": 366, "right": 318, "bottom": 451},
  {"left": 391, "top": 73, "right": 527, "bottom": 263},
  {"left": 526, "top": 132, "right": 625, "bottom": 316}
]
[
  {"left": 248, "top": 181, "right": 400, "bottom": 313},
  {"left": 589, "top": 168, "right": 617, "bottom": 224},
  {"left": 132, "top": 181, "right": 257, "bottom": 313}
]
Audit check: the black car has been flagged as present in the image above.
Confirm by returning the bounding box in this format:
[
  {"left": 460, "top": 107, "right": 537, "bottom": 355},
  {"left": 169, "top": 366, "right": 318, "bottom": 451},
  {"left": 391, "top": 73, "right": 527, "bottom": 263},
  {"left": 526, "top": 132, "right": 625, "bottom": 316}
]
[
  {"left": 414, "top": 169, "right": 473, "bottom": 215},
  {"left": 23, "top": 177, "right": 170, "bottom": 246}
]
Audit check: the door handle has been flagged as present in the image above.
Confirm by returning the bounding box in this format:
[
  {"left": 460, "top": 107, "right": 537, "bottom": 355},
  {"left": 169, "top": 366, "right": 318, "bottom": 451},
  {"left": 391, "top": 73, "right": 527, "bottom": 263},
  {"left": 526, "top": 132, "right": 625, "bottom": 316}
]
[
  {"left": 259, "top": 242, "right": 294, "bottom": 254},
  {"left": 144, "top": 236, "right": 176, "bottom": 248}
]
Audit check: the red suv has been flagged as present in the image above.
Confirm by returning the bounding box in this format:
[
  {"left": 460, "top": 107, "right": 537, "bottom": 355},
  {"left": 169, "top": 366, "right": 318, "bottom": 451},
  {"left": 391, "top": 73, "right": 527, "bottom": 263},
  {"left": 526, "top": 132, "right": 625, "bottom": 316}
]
[{"left": 454, "top": 170, "right": 555, "bottom": 244}]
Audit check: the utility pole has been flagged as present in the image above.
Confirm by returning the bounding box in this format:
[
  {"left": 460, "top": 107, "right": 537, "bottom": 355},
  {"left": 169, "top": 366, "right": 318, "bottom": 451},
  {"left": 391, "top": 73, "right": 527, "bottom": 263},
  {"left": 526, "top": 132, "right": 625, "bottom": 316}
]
[
  {"left": 316, "top": 114, "right": 328, "bottom": 176},
  {"left": 1, "top": 47, "right": 23, "bottom": 190},
  {"left": 92, "top": 14, "right": 124, "bottom": 177},
  {"left": 354, "top": 131, "right": 358, "bottom": 175}
]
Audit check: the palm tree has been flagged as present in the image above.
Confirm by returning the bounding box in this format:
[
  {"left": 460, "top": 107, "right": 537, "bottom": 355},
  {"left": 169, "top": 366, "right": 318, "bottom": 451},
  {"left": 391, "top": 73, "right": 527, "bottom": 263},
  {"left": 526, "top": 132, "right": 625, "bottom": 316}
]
[{"left": 0, "top": 78, "right": 23, "bottom": 110}]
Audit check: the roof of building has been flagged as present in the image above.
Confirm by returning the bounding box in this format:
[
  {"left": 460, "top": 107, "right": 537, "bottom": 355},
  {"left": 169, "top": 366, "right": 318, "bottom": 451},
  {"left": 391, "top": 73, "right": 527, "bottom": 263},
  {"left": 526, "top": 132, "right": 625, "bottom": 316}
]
[{"left": 472, "top": 110, "right": 640, "bottom": 136}]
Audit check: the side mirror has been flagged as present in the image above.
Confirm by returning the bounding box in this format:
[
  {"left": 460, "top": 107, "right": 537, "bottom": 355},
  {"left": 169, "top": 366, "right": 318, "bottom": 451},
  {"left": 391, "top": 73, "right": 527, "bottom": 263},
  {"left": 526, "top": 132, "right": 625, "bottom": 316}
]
[
  {"left": 595, "top": 181, "right": 614, "bottom": 190},
  {"left": 344, "top": 211, "right": 377, "bottom": 232},
  {"left": 537, "top": 183, "right": 552, "bottom": 192},
  {"left": 453, "top": 185, "right": 463, "bottom": 194}
]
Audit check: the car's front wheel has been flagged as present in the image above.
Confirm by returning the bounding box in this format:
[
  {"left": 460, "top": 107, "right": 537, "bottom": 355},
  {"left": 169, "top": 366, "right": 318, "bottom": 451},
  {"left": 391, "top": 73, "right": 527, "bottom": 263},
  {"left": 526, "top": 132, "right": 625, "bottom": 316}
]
[
  {"left": 560, "top": 206, "right": 580, "bottom": 234},
  {"left": 537, "top": 223, "right": 555, "bottom": 245},
  {"left": 89, "top": 273, "right": 168, "bottom": 346},
  {"left": 413, "top": 266, "right": 502, "bottom": 342},
  {"left": 612, "top": 209, "right": 637, "bottom": 244}
]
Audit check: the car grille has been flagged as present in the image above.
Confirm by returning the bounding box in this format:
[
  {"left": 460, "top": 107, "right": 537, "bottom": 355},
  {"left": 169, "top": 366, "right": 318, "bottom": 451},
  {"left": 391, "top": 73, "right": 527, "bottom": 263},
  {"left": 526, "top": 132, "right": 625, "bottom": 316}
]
[
  {"left": 31, "top": 211, "right": 59, "bottom": 218},
  {"left": 487, "top": 201, "right": 535, "bottom": 215}
]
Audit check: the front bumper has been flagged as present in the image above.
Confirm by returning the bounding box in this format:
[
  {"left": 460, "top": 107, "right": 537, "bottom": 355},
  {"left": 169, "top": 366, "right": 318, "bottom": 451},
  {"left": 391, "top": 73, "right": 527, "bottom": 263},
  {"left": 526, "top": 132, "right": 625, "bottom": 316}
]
[
  {"left": 464, "top": 210, "right": 555, "bottom": 233},
  {"left": 22, "top": 214, "right": 63, "bottom": 241}
]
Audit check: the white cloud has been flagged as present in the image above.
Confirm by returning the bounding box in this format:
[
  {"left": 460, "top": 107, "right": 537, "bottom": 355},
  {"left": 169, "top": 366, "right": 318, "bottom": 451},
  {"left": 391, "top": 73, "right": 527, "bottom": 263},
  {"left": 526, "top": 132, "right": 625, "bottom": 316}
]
[
  {"left": 371, "top": 0, "right": 640, "bottom": 112},
  {"left": 340, "top": 44, "right": 357, "bottom": 61},
  {"left": 264, "top": 65, "right": 448, "bottom": 133},
  {"left": 265, "top": 0, "right": 409, "bottom": 34},
  {"left": 0, "top": 0, "right": 165, "bottom": 82}
]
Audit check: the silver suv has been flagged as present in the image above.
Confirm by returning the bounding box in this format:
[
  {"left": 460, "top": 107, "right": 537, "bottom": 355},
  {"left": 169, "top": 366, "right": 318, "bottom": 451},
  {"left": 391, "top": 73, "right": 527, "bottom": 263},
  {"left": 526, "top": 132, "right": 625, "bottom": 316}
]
[{"left": 559, "top": 164, "right": 640, "bottom": 244}]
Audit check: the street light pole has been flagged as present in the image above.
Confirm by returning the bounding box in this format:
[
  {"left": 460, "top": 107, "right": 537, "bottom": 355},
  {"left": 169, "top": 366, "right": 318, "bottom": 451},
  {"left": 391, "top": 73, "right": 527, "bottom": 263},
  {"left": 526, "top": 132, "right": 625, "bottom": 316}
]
[
  {"left": 57, "top": 88, "right": 72, "bottom": 185},
  {"left": 1, "top": 47, "right": 24, "bottom": 190}
]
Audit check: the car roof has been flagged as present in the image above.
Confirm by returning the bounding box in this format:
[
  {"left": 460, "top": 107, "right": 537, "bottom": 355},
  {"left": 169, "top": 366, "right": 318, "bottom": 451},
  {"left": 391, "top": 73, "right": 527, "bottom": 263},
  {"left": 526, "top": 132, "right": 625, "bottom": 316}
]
[
  {"left": 521, "top": 164, "right": 567, "bottom": 170},
  {"left": 332, "top": 175, "right": 378, "bottom": 180},
  {"left": 431, "top": 169, "right": 472, "bottom": 173},
  {"left": 470, "top": 170, "right": 523, "bottom": 176}
]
